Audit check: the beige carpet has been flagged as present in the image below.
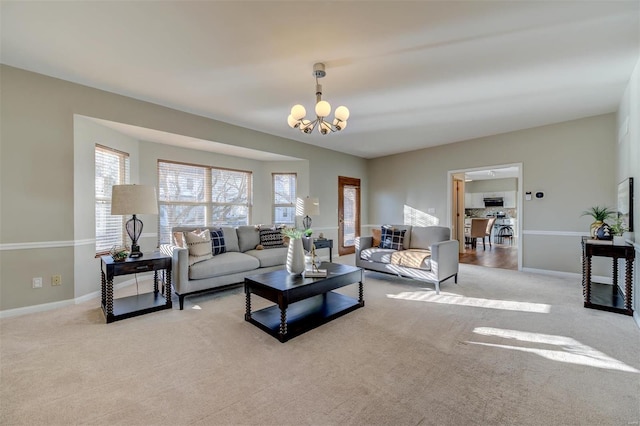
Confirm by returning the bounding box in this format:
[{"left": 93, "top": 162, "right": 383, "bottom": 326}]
[{"left": 1, "top": 257, "right": 639, "bottom": 425}]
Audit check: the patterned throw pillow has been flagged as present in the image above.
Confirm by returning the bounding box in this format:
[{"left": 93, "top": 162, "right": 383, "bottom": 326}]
[
  {"left": 380, "top": 227, "right": 406, "bottom": 250},
  {"left": 259, "top": 228, "right": 286, "bottom": 249},
  {"left": 210, "top": 229, "right": 227, "bottom": 255},
  {"left": 184, "top": 229, "right": 213, "bottom": 266}
]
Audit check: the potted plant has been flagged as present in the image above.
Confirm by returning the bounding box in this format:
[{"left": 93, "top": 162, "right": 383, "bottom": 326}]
[
  {"left": 610, "top": 217, "right": 628, "bottom": 245},
  {"left": 581, "top": 206, "right": 615, "bottom": 238}
]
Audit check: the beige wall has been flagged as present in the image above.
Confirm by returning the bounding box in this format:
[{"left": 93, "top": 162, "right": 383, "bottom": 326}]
[
  {"left": 0, "top": 65, "right": 367, "bottom": 312},
  {"left": 367, "top": 114, "right": 618, "bottom": 274}
]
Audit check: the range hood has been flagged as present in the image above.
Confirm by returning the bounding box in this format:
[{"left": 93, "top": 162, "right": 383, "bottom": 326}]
[{"left": 484, "top": 197, "right": 504, "bottom": 207}]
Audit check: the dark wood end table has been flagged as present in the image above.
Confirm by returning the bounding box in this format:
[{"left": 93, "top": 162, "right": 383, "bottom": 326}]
[
  {"left": 302, "top": 237, "right": 333, "bottom": 262},
  {"left": 100, "top": 252, "right": 172, "bottom": 323},
  {"left": 581, "top": 237, "right": 634, "bottom": 316},
  {"left": 244, "top": 262, "right": 364, "bottom": 342}
]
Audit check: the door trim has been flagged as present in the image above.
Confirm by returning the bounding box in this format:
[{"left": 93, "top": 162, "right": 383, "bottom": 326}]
[
  {"left": 447, "top": 163, "right": 523, "bottom": 271},
  {"left": 338, "top": 176, "right": 361, "bottom": 256}
]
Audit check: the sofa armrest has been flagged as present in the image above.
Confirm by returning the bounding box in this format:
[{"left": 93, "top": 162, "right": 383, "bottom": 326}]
[
  {"left": 430, "top": 240, "right": 459, "bottom": 281},
  {"left": 355, "top": 236, "right": 373, "bottom": 267},
  {"left": 160, "top": 244, "right": 189, "bottom": 294}
]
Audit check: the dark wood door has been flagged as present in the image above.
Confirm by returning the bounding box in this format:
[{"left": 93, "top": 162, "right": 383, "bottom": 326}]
[{"left": 338, "top": 176, "right": 360, "bottom": 256}]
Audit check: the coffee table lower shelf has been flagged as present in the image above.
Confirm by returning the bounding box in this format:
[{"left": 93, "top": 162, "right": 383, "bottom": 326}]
[{"left": 247, "top": 291, "right": 361, "bottom": 342}]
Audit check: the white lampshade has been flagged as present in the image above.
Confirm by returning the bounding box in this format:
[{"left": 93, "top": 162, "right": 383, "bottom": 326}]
[
  {"left": 300, "top": 119, "right": 313, "bottom": 133},
  {"left": 335, "top": 105, "right": 350, "bottom": 121},
  {"left": 315, "top": 100, "right": 331, "bottom": 118},
  {"left": 319, "top": 121, "right": 331, "bottom": 134},
  {"left": 287, "top": 114, "right": 299, "bottom": 128},
  {"left": 303, "top": 197, "right": 320, "bottom": 216},
  {"left": 291, "top": 104, "right": 306, "bottom": 120},
  {"left": 111, "top": 185, "right": 158, "bottom": 215},
  {"left": 333, "top": 118, "right": 347, "bottom": 131}
]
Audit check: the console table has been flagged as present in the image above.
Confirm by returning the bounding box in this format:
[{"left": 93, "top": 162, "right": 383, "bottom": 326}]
[
  {"left": 581, "top": 237, "right": 634, "bottom": 316},
  {"left": 100, "top": 252, "right": 172, "bottom": 323},
  {"left": 302, "top": 237, "right": 333, "bottom": 262}
]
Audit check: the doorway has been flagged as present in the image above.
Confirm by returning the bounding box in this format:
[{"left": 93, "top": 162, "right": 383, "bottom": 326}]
[
  {"left": 448, "top": 164, "right": 523, "bottom": 271},
  {"left": 338, "top": 176, "right": 360, "bottom": 256}
]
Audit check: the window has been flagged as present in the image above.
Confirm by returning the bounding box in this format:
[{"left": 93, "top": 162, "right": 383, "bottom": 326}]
[
  {"left": 158, "top": 160, "right": 252, "bottom": 244},
  {"left": 272, "top": 173, "right": 297, "bottom": 226},
  {"left": 95, "top": 145, "right": 130, "bottom": 254}
]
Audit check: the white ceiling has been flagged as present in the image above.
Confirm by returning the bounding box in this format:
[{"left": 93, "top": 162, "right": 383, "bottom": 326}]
[{"left": 2, "top": 1, "right": 638, "bottom": 159}]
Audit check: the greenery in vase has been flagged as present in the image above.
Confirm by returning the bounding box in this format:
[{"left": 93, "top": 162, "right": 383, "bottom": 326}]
[
  {"left": 581, "top": 206, "right": 616, "bottom": 222},
  {"left": 281, "top": 227, "right": 304, "bottom": 239},
  {"left": 610, "top": 217, "right": 628, "bottom": 236},
  {"left": 304, "top": 228, "right": 313, "bottom": 237}
]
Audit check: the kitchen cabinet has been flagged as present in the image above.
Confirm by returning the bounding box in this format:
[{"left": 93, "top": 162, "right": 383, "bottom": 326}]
[
  {"left": 503, "top": 191, "right": 516, "bottom": 208},
  {"left": 464, "top": 193, "right": 485, "bottom": 208}
]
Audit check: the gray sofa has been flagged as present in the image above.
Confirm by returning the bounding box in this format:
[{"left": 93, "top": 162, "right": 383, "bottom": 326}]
[
  {"left": 355, "top": 225, "right": 459, "bottom": 294},
  {"left": 160, "top": 226, "right": 287, "bottom": 309}
]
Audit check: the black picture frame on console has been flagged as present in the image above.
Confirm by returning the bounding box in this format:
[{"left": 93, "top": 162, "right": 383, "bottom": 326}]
[{"left": 617, "top": 177, "right": 634, "bottom": 232}]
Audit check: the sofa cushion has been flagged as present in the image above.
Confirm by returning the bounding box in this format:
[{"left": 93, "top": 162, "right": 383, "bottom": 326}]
[
  {"left": 380, "top": 227, "right": 406, "bottom": 250},
  {"left": 237, "top": 226, "right": 260, "bottom": 252},
  {"left": 391, "top": 249, "right": 431, "bottom": 270},
  {"left": 259, "top": 228, "right": 286, "bottom": 248},
  {"left": 244, "top": 247, "right": 287, "bottom": 268},
  {"left": 184, "top": 229, "right": 214, "bottom": 266},
  {"left": 221, "top": 227, "right": 239, "bottom": 252},
  {"left": 188, "top": 252, "right": 260, "bottom": 280},
  {"left": 359, "top": 247, "right": 395, "bottom": 264},
  {"left": 210, "top": 228, "right": 226, "bottom": 255},
  {"left": 410, "top": 226, "right": 450, "bottom": 249}
]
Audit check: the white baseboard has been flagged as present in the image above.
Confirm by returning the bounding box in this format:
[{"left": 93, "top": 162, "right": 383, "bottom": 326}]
[
  {"left": 521, "top": 267, "right": 611, "bottom": 284},
  {"left": 0, "top": 277, "right": 140, "bottom": 319}
]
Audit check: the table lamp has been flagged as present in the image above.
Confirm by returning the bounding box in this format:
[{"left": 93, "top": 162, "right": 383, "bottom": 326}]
[
  {"left": 302, "top": 196, "right": 320, "bottom": 230},
  {"left": 111, "top": 184, "right": 158, "bottom": 258}
]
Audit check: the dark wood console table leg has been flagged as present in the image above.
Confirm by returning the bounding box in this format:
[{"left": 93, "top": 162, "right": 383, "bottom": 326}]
[
  {"left": 584, "top": 254, "right": 592, "bottom": 304},
  {"left": 625, "top": 260, "right": 633, "bottom": 312}
]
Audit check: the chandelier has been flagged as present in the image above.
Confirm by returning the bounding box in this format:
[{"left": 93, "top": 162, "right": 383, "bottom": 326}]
[{"left": 287, "top": 63, "right": 350, "bottom": 135}]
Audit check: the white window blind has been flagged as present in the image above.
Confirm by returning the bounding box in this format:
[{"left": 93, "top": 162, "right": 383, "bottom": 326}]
[
  {"left": 158, "top": 160, "right": 252, "bottom": 244},
  {"left": 95, "top": 145, "right": 130, "bottom": 254},
  {"left": 273, "top": 173, "right": 297, "bottom": 226}
]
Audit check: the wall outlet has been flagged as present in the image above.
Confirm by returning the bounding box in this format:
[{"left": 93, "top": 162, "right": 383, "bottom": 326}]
[
  {"left": 32, "top": 277, "right": 43, "bottom": 289},
  {"left": 51, "top": 275, "right": 62, "bottom": 286}
]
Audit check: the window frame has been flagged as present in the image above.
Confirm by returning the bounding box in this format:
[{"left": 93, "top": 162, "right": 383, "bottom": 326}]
[
  {"left": 272, "top": 172, "right": 297, "bottom": 226},
  {"left": 157, "top": 159, "right": 253, "bottom": 244},
  {"left": 95, "top": 144, "right": 130, "bottom": 256}
]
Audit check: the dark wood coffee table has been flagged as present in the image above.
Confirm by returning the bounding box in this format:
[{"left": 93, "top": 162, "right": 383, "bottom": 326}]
[{"left": 244, "top": 262, "right": 364, "bottom": 342}]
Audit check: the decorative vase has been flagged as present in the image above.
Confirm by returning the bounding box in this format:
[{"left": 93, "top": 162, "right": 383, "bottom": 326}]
[
  {"left": 590, "top": 221, "right": 603, "bottom": 238},
  {"left": 595, "top": 223, "right": 613, "bottom": 240},
  {"left": 286, "top": 238, "right": 305, "bottom": 275},
  {"left": 613, "top": 235, "right": 626, "bottom": 245}
]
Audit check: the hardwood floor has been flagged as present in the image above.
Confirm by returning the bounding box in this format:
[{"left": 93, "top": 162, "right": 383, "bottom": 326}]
[{"left": 459, "top": 238, "right": 518, "bottom": 270}]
